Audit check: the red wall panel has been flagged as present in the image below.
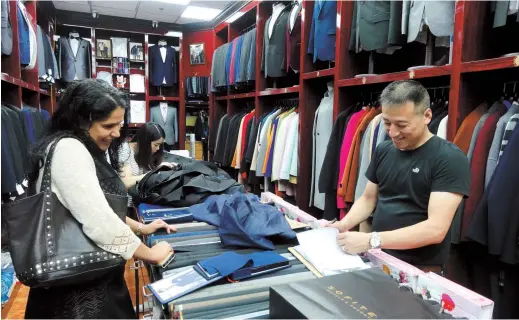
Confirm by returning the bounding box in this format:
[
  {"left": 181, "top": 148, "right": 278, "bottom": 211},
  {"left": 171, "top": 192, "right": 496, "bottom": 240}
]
[{"left": 183, "top": 30, "right": 215, "bottom": 77}]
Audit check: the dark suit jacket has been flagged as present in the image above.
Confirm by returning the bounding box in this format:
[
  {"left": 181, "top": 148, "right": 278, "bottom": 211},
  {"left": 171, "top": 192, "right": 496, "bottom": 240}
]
[
  {"left": 1, "top": 124, "right": 17, "bottom": 194},
  {"left": 213, "top": 114, "right": 230, "bottom": 164},
  {"left": 287, "top": 2, "right": 302, "bottom": 72},
  {"left": 238, "top": 29, "right": 254, "bottom": 83},
  {"left": 2, "top": 108, "right": 24, "bottom": 184},
  {"left": 349, "top": 0, "right": 405, "bottom": 52},
  {"left": 320, "top": 109, "right": 354, "bottom": 220},
  {"left": 461, "top": 105, "right": 507, "bottom": 240},
  {"left": 468, "top": 124, "right": 519, "bottom": 265},
  {"left": 149, "top": 45, "right": 177, "bottom": 87},
  {"left": 308, "top": 0, "right": 337, "bottom": 62},
  {"left": 223, "top": 112, "right": 246, "bottom": 166},
  {"left": 57, "top": 37, "right": 92, "bottom": 82},
  {"left": 261, "top": 9, "right": 290, "bottom": 78}
]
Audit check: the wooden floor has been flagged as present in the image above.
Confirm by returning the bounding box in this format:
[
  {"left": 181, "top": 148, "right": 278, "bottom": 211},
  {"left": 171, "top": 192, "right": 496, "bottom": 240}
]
[{"left": 1, "top": 260, "right": 150, "bottom": 319}]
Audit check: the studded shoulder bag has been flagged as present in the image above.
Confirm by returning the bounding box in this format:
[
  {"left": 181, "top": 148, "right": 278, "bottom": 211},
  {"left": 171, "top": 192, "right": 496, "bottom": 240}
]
[{"left": 2, "top": 137, "right": 128, "bottom": 288}]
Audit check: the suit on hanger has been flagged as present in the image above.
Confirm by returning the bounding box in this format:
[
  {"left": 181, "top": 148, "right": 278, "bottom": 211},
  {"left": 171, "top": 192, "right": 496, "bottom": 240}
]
[
  {"left": 149, "top": 45, "right": 177, "bottom": 87},
  {"left": 308, "top": 0, "right": 337, "bottom": 62},
  {"left": 1, "top": 0, "right": 12, "bottom": 55},
  {"left": 213, "top": 114, "right": 230, "bottom": 163},
  {"left": 287, "top": 1, "right": 302, "bottom": 72},
  {"left": 350, "top": 0, "right": 405, "bottom": 52},
  {"left": 261, "top": 8, "right": 290, "bottom": 78},
  {"left": 57, "top": 36, "right": 92, "bottom": 82},
  {"left": 492, "top": 0, "right": 519, "bottom": 28},
  {"left": 246, "top": 29, "right": 256, "bottom": 81},
  {"left": 403, "top": 0, "right": 455, "bottom": 43},
  {"left": 238, "top": 29, "right": 253, "bottom": 83},
  {"left": 17, "top": 3, "right": 30, "bottom": 65},
  {"left": 150, "top": 104, "right": 178, "bottom": 146}
]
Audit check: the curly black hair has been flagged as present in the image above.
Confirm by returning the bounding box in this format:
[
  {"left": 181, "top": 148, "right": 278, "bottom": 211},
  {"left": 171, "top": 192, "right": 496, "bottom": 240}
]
[{"left": 28, "top": 79, "right": 130, "bottom": 182}]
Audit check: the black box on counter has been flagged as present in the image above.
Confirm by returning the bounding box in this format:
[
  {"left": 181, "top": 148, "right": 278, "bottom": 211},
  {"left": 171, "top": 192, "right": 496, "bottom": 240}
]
[{"left": 269, "top": 267, "right": 457, "bottom": 319}]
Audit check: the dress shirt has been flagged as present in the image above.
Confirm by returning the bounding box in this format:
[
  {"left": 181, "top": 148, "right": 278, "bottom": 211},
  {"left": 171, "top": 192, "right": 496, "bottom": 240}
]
[
  {"left": 130, "top": 100, "right": 146, "bottom": 124},
  {"left": 111, "top": 37, "right": 128, "bottom": 57},
  {"left": 280, "top": 113, "right": 299, "bottom": 180},
  {"left": 130, "top": 74, "right": 145, "bottom": 93},
  {"left": 160, "top": 102, "right": 168, "bottom": 123},
  {"left": 97, "top": 71, "right": 113, "bottom": 87}
]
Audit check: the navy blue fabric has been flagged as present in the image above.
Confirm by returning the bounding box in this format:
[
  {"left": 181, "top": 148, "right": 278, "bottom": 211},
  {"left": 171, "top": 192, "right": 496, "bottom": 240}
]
[
  {"left": 149, "top": 45, "right": 177, "bottom": 87},
  {"left": 40, "top": 110, "right": 50, "bottom": 121},
  {"left": 225, "top": 40, "right": 233, "bottom": 86},
  {"left": 17, "top": 4, "right": 30, "bottom": 65},
  {"left": 22, "top": 110, "right": 35, "bottom": 143},
  {"left": 199, "top": 252, "right": 251, "bottom": 277},
  {"left": 247, "top": 251, "right": 288, "bottom": 267},
  {"left": 190, "top": 193, "right": 296, "bottom": 250}
]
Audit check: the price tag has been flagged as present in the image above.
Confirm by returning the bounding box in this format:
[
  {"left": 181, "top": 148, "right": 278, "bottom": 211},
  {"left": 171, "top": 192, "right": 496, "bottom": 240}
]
[
  {"left": 16, "top": 184, "right": 25, "bottom": 195},
  {"left": 409, "top": 70, "right": 415, "bottom": 79},
  {"left": 514, "top": 56, "right": 519, "bottom": 67},
  {"left": 317, "top": 71, "right": 320, "bottom": 77},
  {"left": 162, "top": 96, "right": 166, "bottom": 101},
  {"left": 362, "top": 77, "right": 367, "bottom": 84}
]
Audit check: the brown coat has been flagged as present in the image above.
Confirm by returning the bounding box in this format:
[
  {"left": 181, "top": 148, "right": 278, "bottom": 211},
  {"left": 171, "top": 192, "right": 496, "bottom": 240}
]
[{"left": 453, "top": 102, "right": 488, "bottom": 155}]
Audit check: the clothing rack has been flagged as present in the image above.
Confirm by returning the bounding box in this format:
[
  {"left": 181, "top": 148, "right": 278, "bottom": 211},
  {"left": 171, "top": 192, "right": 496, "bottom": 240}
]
[{"left": 241, "top": 23, "right": 256, "bottom": 34}]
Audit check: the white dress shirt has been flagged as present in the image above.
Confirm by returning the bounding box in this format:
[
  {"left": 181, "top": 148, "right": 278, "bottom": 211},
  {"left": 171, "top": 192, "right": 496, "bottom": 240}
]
[
  {"left": 160, "top": 102, "right": 168, "bottom": 122},
  {"left": 130, "top": 100, "right": 146, "bottom": 124},
  {"left": 129, "top": 74, "right": 145, "bottom": 93},
  {"left": 111, "top": 37, "right": 128, "bottom": 57}
]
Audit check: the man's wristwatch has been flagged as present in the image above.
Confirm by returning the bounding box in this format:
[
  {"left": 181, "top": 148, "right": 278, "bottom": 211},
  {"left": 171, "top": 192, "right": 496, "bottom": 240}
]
[
  {"left": 136, "top": 223, "right": 143, "bottom": 236},
  {"left": 369, "top": 232, "right": 381, "bottom": 250}
]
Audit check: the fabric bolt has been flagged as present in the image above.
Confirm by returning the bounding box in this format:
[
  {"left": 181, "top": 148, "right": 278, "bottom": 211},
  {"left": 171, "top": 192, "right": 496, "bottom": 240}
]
[
  {"left": 453, "top": 103, "right": 488, "bottom": 155},
  {"left": 337, "top": 109, "right": 368, "bottom": 209},
  {"left": 485, "top": 103, "right": 519, "bottom": 187},
  {"left": 190, "top": 193, "right": 296, "bottom": 250},
  {"left": 461, "top": 104, "right": 506, "bottom": 240}
]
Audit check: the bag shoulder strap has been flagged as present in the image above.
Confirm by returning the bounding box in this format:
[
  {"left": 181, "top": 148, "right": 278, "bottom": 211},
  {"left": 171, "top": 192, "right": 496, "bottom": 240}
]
[{"left": 40, "top": 135, "right": 77, "bottom": 193}]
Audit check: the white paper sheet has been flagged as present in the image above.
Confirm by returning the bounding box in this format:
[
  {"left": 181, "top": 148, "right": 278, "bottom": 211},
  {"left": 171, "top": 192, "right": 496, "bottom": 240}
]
[{"left": 296, "top": 228, "right": 368, "bottom": 275}]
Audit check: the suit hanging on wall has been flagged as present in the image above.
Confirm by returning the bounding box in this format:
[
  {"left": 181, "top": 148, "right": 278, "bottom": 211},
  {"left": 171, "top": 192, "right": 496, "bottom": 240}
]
[{"left": 149, "top": 40, "right": 178, "bottom": 87}]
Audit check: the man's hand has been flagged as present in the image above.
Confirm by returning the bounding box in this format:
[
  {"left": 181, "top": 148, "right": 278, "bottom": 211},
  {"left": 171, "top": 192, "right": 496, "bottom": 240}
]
[
  {"left": 143, "top": 219, "right": 177, "bottom": 235},
  {"left": 337, "top": 231, "right": 371, "bottom": 254},
  {"left": 327, "top": 220, "right": 349, "bottom": 233}
]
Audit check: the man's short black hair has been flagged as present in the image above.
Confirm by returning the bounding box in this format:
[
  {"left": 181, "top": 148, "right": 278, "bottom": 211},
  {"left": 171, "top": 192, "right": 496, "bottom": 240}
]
[{"left": 379, "top": 80, "right": 430, "bottom": 114}]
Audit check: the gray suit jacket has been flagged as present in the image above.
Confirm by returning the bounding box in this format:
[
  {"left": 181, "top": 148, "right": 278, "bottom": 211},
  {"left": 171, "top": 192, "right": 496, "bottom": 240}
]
[
  {"left": 238, "top": 29, "right": 253, "bottom": 83},
  {"left": 211, "top": 42, "right": 229, "bottom": 89},
  {"left": 150, "top": 105, "right": 178, "bottom": 145},
  {"left": 261, "top": 9, "right": 290, "bottom": 78},
  {"left": 404, "top": 0, "right": 455, "bottom": 43},
  {"left": 58, "top": 37, "right": 92, "bottom": 82},
  {"left": 350, "top": 0, "right": 405, "bottom": 52},
  {"left": 485, "top": 103, "right": 519, "bottom": 187},
  {"left": 1, "top": 0, "right": 12, "bottom": 55},
  {"left": 492, "top": 1, "right": 519, "bottom": 28}
]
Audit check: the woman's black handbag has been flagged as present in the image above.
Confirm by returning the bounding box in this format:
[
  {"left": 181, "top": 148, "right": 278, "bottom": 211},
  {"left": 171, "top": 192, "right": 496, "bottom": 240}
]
[{"left": 2, "top": 139, "right": 128, "bottom": 288}]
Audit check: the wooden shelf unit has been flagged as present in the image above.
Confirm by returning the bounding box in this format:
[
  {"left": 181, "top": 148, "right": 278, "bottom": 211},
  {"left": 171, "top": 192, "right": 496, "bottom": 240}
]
[{"left": 206, "top": 0, "right": 519, "bottom": 215}]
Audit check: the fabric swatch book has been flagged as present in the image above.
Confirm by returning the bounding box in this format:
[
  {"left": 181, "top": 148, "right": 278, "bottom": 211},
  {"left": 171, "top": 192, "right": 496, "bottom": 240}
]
[{"left": 148, "top": 251, "right": 291, "bottom": 304}]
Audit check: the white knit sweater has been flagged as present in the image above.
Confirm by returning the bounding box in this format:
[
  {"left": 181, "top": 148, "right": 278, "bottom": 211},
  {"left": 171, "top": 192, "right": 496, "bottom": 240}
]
[{"left": 36, "top": 138, "right": 141, "bottom": 260}]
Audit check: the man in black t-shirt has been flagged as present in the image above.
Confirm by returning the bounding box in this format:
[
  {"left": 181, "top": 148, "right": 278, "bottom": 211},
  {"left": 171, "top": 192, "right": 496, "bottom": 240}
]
[{"left": 331, "top": 80, "right": 470, "bottom": 268}]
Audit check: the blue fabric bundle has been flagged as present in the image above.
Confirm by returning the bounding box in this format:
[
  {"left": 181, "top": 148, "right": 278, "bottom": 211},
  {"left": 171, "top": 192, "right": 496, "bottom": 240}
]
[{"left": 190, "top": 193, "right": 296, "bottom": 250}]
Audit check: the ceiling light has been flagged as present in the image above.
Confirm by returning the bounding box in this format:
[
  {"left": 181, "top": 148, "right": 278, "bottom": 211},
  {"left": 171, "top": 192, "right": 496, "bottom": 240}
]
[
  {"left": 181, "top": 6, "right": 221, "bottom": 21},
  {"left": 225, "top": 12, "right": 244, "bottom": 23},
  {"left": 166, "top": 31, "right": 183, "bottom": 38},
  {"left": 154, "top": 0, "right": 190, "bottom": 5}
]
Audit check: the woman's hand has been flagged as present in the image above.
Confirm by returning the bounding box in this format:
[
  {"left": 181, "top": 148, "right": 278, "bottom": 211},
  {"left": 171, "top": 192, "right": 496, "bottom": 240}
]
[
  {"left": 150, "top": 241, "right": 174, "bottom": 264},
  {"left": 142, "top": 219, "right": 177, "bottom": 235}
]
